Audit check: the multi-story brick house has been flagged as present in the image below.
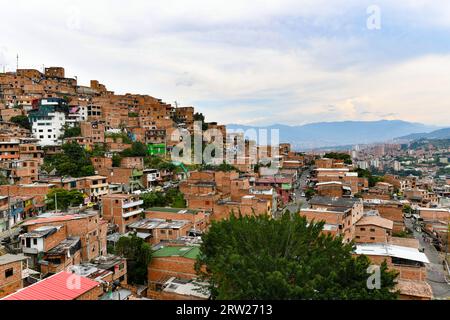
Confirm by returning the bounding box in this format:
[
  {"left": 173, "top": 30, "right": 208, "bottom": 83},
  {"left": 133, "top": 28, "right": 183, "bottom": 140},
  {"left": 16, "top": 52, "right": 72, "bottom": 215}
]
[
  {"left": 21, "top": 211, "right": 108, "bottom": 262},
  {"left": 84, "top": 175, "right": 109, "bottom": 202},
  {"left": 20, "top": 225, "right": 67, "bottom": 268},
  {"left": 147, "top": 246, "right": 207, "bottom": 300},
  {"left": 354, "top": 215, "right": 393, "bottom": 243},
  {"left": 91, "top": 156, "right": 113, "bottom": 173},
  {"left": 145, "top": 207, "right": 210, "bottom": 234},
  {"left": 303, "top": 196, "right": 365, "bottom": 243},
  {"left": 363, "top": 199, "right": 406, "bottom": 233},
  {"left": 2, "top": 271, "right": 103, "bottom": 300},
  {"left": 80, "top": 121, "right": 105, "bottom": 144},
  {"left": 19, "top": 142, "right": 44, "bottom": 165},
  {"left": 0, "top": 254, "right": 30, "bottom": 299},
  {"left": 212, "top": 195, "right": 271, "bottom": 221},
  {"left": 101, "top": 194, "right": 144, "bottom": 233},
  {"left": 0, "top": 159, "right": 39, "bottom": 184},
  {"left": 39, "top": 236, "right": 82, "bottom": 275},
  {"left": 0, "top": 140, "right": 20, "bottom": 162},
  {"left": 355, "top": 243, "right": 432, "bottom": 300},
  {"left": 127, "top": 218, "right": 192, "bottom": 245}
]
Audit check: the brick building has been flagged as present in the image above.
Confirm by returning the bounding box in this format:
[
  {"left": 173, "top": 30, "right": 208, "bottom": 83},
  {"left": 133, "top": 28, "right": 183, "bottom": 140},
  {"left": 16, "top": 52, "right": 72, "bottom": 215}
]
[
  {"left": 2, "top": 271, "right": 103, "bottom": 300},
  {"left": 0, "top": 254, "right": 30, "bottom": 298},
  {"left": 101, "top": 194, "right": 144, "bottom": 233}
]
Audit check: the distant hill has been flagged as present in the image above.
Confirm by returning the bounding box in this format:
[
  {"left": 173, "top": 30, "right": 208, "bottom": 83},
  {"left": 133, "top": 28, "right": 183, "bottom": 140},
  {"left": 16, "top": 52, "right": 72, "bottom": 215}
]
[
  {"left": 226, "top": 120, "right": 439, "bottom": 150},
  {"left": 396, "top": 127, "right": 450, "bottom": 141}
]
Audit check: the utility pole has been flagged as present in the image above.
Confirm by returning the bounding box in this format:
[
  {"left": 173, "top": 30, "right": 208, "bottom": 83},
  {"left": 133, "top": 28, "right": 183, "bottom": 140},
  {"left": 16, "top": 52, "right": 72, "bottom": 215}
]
[
  {"left": 55, "top": 192, "right": 58, "bottom": 214},
  {"left": 7, "top": 185, "right": 11, "bottom": 238}
]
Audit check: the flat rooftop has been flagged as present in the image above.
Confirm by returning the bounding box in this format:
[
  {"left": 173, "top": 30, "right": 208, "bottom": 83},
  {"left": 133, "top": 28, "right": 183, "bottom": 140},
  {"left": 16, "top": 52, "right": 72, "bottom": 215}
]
[
  {"left": 147, "top": 207, "right": 204, "bottom": 215},
  {"left": 152, "top": 246, "right": 200, "bottom": 260},
  {"left": 128, "top": 218, "right": 190, "bottom": 230},
  {"left": 310, "top": 196, "right": 361, "bottom": 208},
  {"left": 0, "top": 254, "right": 28, "bottom": 266}
]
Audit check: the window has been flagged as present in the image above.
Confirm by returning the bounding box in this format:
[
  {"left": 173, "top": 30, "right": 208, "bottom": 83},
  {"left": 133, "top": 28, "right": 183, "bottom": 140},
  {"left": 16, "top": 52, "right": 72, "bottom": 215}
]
[
  {"left": 33, "top": 239, "right": 37, "bottom": 245},
  {"left": 370, "top": 228, "right": 376, "bottom": 232},
  {"left": 360, "top": 228, "right": 366, "bottom": 231},
  {"left": 355, "top": 236, "right": 360, "bottom": 239},
  {"left": 370, "top": 237, "right": 375, "bottom": 241},
  {"left": 160, "top": 230, "right": 166, "bottom": 234},
  {"left": 5, "top": 268, "right": 13, "bottom": 278}
]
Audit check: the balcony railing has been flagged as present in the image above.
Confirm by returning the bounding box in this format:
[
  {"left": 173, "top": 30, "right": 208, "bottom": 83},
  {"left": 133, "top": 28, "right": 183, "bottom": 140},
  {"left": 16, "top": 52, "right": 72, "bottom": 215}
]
[
  {"left": 122, "top": 208, "right": 144, "bottom": 218},
  {"left": 122, "top": 200, "right": 144, "bottom": 209}
]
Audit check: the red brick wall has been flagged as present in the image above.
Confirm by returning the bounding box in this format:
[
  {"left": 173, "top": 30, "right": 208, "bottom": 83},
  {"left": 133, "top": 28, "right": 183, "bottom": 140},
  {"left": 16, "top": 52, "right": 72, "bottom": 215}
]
[
  {"left": 148, "top": 256, "right": 197, "bottom": 282},
  {"left": 0, "top": 261, "right": 23, "bottom": 298}
]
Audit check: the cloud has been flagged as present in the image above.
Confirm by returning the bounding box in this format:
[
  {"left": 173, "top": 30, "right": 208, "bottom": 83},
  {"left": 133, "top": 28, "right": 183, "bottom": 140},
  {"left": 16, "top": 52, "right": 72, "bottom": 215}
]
[{"left": 1, "top": 1, "right": 450, "bottom": 126}]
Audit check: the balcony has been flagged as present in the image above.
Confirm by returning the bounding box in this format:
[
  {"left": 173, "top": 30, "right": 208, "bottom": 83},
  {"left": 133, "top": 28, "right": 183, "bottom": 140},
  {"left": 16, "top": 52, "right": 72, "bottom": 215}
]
[
  {"left": 22, "top": 247, "right": 39, "bottom": 254},
  {"left": 122, "top": 208, "right": 144, "bottom": 218},
  {"left": 122, "top": 199, "right": 144, "bottom": 209}
]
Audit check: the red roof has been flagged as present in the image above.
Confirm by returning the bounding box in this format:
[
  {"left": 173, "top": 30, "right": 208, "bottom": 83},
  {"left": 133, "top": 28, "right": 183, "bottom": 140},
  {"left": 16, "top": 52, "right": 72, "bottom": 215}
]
[
  {"left": 2, "top": 271, "right": 99, "bottom": 300},
  {"left": 22, "top": 215, "right": 82, "bottom": 226}
]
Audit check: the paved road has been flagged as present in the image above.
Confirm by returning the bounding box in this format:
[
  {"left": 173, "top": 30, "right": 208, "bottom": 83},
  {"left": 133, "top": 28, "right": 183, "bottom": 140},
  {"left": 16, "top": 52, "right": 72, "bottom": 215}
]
[
  {"left": 278, "top": 168, "right": 311, "bottom": 217},
  {"left": 405, "top": 218, "right": 450, "bottom": 299}
]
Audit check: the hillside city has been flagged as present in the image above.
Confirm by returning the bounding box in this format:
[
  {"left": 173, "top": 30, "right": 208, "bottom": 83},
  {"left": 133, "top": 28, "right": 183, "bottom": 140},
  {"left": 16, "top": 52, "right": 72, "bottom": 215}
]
[{"left": 0, "top": 66, "right": 449, "bottom": 300}]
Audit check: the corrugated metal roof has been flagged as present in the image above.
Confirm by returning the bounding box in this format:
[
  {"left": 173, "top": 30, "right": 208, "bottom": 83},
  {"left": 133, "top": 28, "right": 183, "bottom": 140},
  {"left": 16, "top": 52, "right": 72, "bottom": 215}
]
[
  {"left": 355, "top": 244, "right": 430, "bottom": 264},
  {"left": 2, "top": 271, "right": 99, "bottom": 300}
]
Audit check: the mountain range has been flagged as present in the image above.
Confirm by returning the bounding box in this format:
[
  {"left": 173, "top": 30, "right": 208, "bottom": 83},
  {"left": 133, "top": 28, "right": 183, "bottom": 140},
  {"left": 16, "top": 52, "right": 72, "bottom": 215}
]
[
  {"left": 226, "top": 120, "right": 443, "bottom": 150},
  {"left": 395, "top": 127, "right": 450, "bottom": 141}
]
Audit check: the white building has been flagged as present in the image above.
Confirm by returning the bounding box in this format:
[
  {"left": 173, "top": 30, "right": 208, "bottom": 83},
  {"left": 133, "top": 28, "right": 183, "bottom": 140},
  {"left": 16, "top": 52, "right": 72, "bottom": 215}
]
[{"left": 28, "top": 98, "right": 68, "bottom": 146}]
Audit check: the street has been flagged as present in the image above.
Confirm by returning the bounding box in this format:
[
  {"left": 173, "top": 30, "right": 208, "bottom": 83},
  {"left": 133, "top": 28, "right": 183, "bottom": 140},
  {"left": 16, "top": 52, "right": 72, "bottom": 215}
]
[
  {"left": 405, "top": 218, "right": 450, "bottom": 299},
  {"left": 275, "top": 168, "right": 311, "bottom": 218}
]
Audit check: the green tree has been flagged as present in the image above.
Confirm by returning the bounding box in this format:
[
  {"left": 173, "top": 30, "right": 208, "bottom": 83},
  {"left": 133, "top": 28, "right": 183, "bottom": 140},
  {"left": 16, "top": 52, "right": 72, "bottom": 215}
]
[
  {"left": 324, "top": 153, "right": 352, "bottom": 165},
  {"left": 0, "top": 173, "right": 9, "bottom": 185},
  {"left": 90, "top": 144, "right": 107, "bottom": 157},
  {"left": 354, "top": 168, "right": 384, "bottom": 188},
  {"left": 62, "top": 125, "right": 81, "bottom": 138},
  {"left": 140, "top": 189, "right": 186, "bottom": 209},
  {"left": 201, "top": 163, "right": 239, "bottom": 172},
  {"left": 195, "top": 212, "right": 399, "bottom": 300},
  {"left": 140, "top": 192, "right": 166, "bottom": 208},
  {"left": 44, "top": 142, "right": 94, "bottom": 177},
  {"left": 304, "top": 188, "right": 316, "bottom": 201},
  {"left": 121, "top": 142, "right": 148, "bottom": 157},
  {"left": 115, "top": 233, "right": 152, "bottom": 285},
  {"left": 165, "top": 188, "right": 187, "bottom": 208},
  {"left": 403, "top": 204, "right": 412, "bottom": 214},
  {"left": 46, "top": 188, "right": 85, "bottom": 211},
  {"left": 112, "top": 154, "right": 122, "bottom": 167},
  {"left": 10, "top": 115, "right": 31, "bottom": 130}
]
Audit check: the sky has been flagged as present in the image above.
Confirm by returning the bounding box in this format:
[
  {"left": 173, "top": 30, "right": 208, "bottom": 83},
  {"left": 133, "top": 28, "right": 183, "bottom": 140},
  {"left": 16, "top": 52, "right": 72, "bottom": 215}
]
[{"left": 1, "top": 0, "right": 450, "bottom": 126}]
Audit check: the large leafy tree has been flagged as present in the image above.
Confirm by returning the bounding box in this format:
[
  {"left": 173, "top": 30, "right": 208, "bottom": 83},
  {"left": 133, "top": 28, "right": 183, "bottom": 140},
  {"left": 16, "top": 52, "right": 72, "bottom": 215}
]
[
  {"left": 61, "top": 124, "right": 81, "bottom": 139},
  {"left": 115, "top": 233, "right": 152, "bottom": 285},
  {"left": 324, "top": 152, "right": 353, "bottom": 165},
  {"left": 46, "top": 188, "right": 85, "bottom": 211},
  {"left": 354, "top": 168, "right": 384, "bottom": 187},
  {"left": 121, "top": 142, "right": 148, "bottom": 157},
  {"left": 140, "top": 189, "right": 186, "bottom": 209},
  {"left": 43, "top": 142, "right": 94, "bottom": 177},
  {"left": 195, "top": 212, "right": 399, "bottom": 300},
  {"left": 10, "top": 115, "right": 31, "bottom": 130}
]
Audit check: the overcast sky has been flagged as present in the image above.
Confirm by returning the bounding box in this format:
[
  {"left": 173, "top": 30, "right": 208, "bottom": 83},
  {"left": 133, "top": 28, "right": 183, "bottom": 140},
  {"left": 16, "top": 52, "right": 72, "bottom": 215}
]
[{"left": 2, "top": 1, "right": 450, "bottom": 126}]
